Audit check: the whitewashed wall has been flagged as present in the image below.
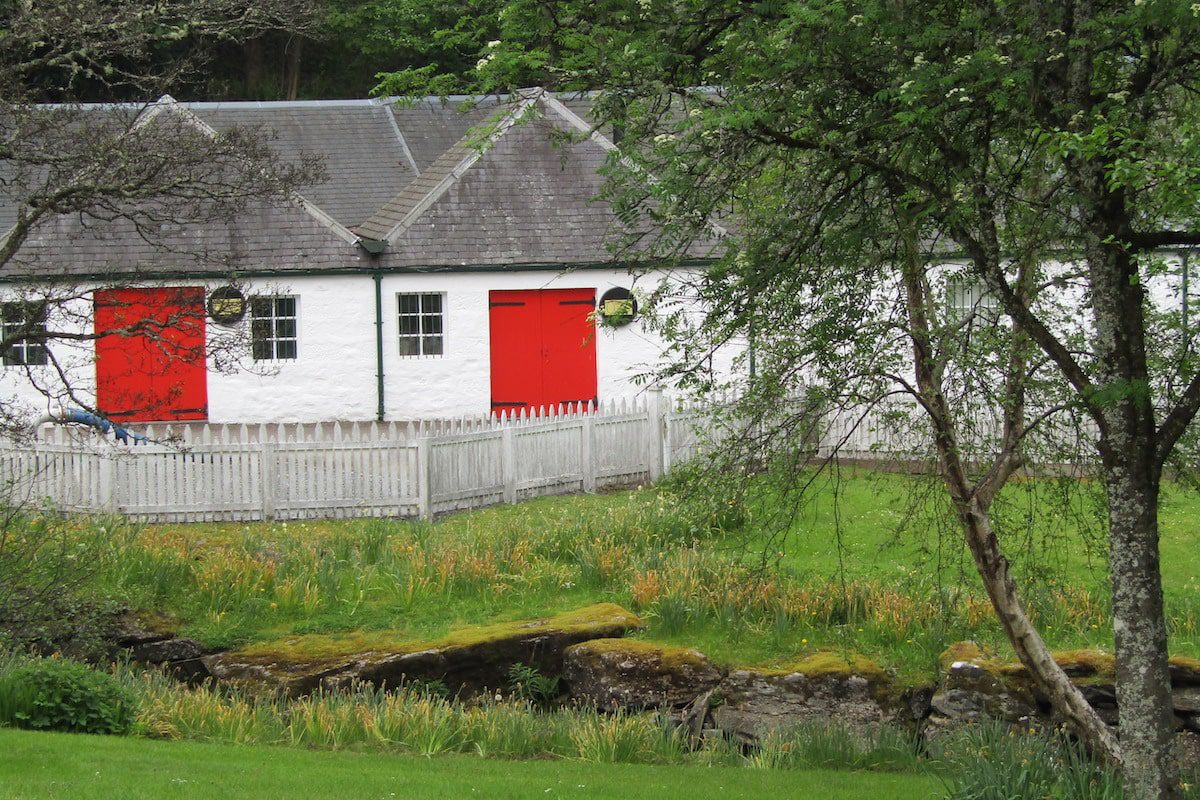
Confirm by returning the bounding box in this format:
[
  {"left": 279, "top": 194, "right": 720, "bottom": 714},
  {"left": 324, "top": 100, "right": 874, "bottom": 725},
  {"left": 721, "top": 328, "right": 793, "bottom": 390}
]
[
  {"left": 206, "top": 275, "right": 378, "bottom": 422},
  {"left": 0, "top": 266, "right": 739, "bottom": 426},
  {"left": 0, "top": 291, "right": 97, "bottom": 420},
  {"left": 376, "top": 269, "right": 700, "bottom": 419}
]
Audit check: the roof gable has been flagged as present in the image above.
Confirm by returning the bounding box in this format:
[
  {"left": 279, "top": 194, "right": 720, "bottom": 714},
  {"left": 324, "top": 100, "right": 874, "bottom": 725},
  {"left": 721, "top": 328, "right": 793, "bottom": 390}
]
[{"left": 359, "top": 93, "right": 720, "bottom": 268}]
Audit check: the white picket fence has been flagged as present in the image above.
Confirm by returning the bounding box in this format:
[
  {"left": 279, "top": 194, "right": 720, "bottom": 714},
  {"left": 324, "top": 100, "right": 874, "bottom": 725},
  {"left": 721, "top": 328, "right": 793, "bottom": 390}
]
[{"left": 0, "top": 391, "right": 710, "bottom": 522}]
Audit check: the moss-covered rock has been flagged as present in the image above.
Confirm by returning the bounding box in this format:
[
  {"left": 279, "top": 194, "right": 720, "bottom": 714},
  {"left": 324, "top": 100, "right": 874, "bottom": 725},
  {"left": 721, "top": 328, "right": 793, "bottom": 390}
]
[
  {"left": 111, "top": 610, "right": 179, "bottom": 647},
  {"left": 711, "top": 651, "right": 897, "bottom": 744},
  {"left": 203, "top": 603, "right": 641, "bottom": 697},
  {"left": 563, "top": 639, "right": 725, "bottom": 711}
]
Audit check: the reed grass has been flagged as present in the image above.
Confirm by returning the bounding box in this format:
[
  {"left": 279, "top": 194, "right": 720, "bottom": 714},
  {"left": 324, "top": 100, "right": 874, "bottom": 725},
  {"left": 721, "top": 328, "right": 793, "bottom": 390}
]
[{"left": 11, "top": 469, "right": 1200, "bottom": 682}]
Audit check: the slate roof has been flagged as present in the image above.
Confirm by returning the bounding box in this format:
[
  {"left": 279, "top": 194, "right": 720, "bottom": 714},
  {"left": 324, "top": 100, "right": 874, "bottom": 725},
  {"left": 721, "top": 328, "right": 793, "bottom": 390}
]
[
  {"left": 386, "top": 96, "right": 507, "bottom": 172},
  {"left": 0, "top": 91, "right": 721, "bottom": 279},
  {"left": 362, "top": 97, "right": 652, "bottom": 267},
  {"left": 189, "top": 100, "right": 415, "bottom": 229}
]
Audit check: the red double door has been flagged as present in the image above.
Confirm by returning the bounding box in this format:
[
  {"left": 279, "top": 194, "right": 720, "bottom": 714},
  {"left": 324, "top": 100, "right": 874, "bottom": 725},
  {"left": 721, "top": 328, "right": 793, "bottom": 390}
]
[
  {"left": 94, "top": 287, "right": 209, "bottom": 422},
  {"left": 489, "top": 288, "right": 597, "bottom": 416}
]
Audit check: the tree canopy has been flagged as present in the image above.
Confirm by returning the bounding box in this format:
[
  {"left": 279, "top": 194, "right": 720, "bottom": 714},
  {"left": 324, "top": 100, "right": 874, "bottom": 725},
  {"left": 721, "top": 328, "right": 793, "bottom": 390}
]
[{"left": 373, "top": 3, "right": 1200, "bottom": 798}]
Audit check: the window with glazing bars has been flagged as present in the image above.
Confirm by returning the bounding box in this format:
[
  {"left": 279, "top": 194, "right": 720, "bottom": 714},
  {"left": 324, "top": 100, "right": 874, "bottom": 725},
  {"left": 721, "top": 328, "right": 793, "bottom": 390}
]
[
  {"left": 1, "top": 301, "right": 48, "bottom": 367},
  {"left": 250, "top": 296, "right": 298, "bottom": 360},
  {"left": 397, "top": 293, "right": 444, "bottom": 356}
]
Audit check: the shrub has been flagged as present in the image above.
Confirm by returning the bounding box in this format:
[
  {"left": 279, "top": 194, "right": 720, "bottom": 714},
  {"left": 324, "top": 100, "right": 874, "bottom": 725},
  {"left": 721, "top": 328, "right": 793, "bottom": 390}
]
[
  {"left": 506, "top": 663, "right": 559, "bottom": 708},
  {"left": 0, "top": 657, "right": 135, "bottom": 735}
]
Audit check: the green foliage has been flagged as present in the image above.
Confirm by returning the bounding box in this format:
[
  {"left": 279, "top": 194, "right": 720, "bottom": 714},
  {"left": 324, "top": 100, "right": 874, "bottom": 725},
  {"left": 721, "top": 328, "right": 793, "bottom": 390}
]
[
  {"left": 0, "top": 657, "right": 135, "bottom": 735},
  {"left": 506, "top": 663, "right": 560, "bottom": 707},
  {"left": 933, "top": 723, "right": 1124, "bottom": 800},
  {"left": 0, "top": 508, "right": 120, "bottom": 663}
]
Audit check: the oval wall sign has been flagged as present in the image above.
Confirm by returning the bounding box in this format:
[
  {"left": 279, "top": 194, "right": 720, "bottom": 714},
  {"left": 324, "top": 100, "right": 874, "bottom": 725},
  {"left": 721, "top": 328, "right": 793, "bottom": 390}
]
[
  {"left": 207, "top": 286, "right": 247, "bottom": 325},
  {"left": 598, "top": 287, "right": 638, "bottom": 327}
]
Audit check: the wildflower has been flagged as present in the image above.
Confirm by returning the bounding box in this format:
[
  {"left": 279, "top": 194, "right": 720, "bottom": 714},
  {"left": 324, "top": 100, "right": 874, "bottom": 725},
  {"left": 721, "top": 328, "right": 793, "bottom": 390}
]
[{"left": 486, "top": 40, "right": 501, "bottom": 49}]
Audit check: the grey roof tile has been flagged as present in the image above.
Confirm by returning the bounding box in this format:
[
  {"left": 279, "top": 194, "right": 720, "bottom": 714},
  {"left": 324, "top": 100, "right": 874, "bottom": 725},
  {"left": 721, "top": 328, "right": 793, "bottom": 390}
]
[{"left": 191, "top": 103, "right": 413, "bottom": 228}]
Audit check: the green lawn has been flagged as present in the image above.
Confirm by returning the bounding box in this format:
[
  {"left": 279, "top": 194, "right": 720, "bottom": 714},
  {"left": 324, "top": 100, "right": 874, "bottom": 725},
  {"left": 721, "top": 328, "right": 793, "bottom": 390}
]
[{"left": 0, "top": 728, "right": 941, "bottom": 800}]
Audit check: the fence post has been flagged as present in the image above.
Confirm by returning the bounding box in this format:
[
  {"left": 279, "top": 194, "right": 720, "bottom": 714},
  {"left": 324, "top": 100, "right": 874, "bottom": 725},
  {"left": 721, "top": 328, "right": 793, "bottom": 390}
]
[
  {"left": 647, "top": 387, "right": 666, "bottom": 481},
  {"left": 260, "top": 431, "right": 276, "bottom": 521},
  {"left": 501, "top": 425, "right": 516, "bottom": 504},
  {"left": 417, "top": 438, "right": 433, "bottom": 520},
  {"left": 581, "top": 413, "right": 596, "bottom": 492}
]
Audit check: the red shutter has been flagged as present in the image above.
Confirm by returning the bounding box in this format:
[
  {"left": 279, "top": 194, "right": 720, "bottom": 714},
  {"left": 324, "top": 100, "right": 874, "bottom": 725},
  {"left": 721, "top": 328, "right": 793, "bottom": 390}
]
[
  {"left": 489, "top": 288, "right": 597, "bottom": 416},
  {"left": 95, "top": 287, "right": 208, "bottom": 422}
]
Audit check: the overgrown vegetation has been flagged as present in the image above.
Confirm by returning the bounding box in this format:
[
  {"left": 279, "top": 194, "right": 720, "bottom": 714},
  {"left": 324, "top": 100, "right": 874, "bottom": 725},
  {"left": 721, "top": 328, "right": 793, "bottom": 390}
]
[
  {"left": 0, "top": 653, "right": 1177, "bottom": 798},
  {"left": 0, "top": 656, "right": 134, "bottom": 735},
  {"left": 5, "top": 468, "right": 1199, "bottom": 684},
  {"left": 2, "top": 468, "right": 1199, "bottom": 796}
]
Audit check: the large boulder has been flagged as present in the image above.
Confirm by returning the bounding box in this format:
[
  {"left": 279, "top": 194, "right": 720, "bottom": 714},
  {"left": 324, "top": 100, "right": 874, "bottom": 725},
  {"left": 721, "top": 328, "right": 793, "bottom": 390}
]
[
  {"left": 927, "top": 660, "right": 1041, "bottom": 734},
  {"left": 563, "top": 639, "right": 725, "bottom": 711},
  {"left": 203, "top": 603, "right": 641, "bottom": 697},
  {"left": 711, "top": 652, "right": 895, "bottom": 744}
]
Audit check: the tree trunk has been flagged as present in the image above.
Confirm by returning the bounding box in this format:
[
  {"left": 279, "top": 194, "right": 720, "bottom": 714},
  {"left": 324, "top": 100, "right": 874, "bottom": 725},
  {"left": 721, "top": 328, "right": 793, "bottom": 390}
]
[
  {"left": 244, "top": 38, "right": 265, "bottom": 98},
  {"left": 1079, "top": 172, "right": 1181, "bottom": 797},
  {"left": 896, "top": 230, "right": 1122, "bottom": 762},
  {"left": 959, "top": 497, "right": 1125, "bottom": 758},
  {"left": 1103, "top": 428, "right": 1180, "bottom": 799},
  {"left": 284, "top": 38, "right": 303, "bottom": 101}
]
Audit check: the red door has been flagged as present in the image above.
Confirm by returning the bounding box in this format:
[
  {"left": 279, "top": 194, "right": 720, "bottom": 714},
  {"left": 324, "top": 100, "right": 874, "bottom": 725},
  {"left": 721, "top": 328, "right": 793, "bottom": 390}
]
[
  {"left": 95, "top": 287, "right": 208, "bottom": 422},
  {"left": 489, "top": 288, "right": 597, "bottom": 416}
]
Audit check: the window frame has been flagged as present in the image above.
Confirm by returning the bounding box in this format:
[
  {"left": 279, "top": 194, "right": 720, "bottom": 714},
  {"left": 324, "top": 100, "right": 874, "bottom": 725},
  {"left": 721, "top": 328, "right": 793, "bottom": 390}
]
[
  {"left": 1, "top": 300, "right": 49, "bottom": 367},
  {"left": 945, "top": 277, "right": 1001, "bottom": 324},
  {"left": 249, "top": 295, "right": 299, "bottom": 362},
  {"left": 396, "top": 292, "right": 446, "bottom": 358}
]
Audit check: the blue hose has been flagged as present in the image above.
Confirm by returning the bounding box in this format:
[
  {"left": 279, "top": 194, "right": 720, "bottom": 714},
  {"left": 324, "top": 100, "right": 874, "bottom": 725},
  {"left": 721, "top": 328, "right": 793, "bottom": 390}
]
[{"left": 63, "top": 408, "right": 149, "bottom": 445}]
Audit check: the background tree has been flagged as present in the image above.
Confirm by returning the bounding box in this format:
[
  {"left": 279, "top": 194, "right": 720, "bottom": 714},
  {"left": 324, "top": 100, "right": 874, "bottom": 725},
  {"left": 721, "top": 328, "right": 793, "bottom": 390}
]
[
  {"left": 1, "top": 0, "right": 323, "bottom": 434},
  {"left": 378, "top": 2, "right": 1200, "bottom": 797}
]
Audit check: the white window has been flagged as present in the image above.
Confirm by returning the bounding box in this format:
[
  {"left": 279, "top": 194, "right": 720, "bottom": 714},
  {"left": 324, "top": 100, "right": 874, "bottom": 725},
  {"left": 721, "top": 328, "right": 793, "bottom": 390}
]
[
  {"left": 397, "top": 293, "right": 444, "bottom": 356},
  {"left": 250, "top": 296, "right": 298, "bottom": 360},
  {"left": 1, "top": 301, "right": 48, "bottom": 367},
  {"left": 946, "top": 278, "right": 1000, "bottom": 322}
]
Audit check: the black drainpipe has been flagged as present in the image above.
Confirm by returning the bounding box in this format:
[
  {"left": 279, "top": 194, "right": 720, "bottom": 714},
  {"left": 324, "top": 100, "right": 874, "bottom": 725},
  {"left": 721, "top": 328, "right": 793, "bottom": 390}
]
[{"left": 373, "top": 271, "right": 385, "bottom": 422}]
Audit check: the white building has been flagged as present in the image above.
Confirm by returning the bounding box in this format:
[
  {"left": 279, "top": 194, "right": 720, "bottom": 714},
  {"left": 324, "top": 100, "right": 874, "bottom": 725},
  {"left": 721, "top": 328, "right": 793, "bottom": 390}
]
[{"left": 0, "top": 92, "right": 733, "bottom": 425}]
